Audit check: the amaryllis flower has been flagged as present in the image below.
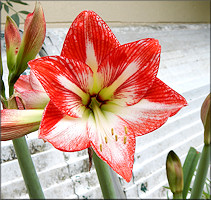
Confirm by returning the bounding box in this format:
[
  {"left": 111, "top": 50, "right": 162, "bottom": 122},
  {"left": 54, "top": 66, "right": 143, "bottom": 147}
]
[{"left": 29, "top": 10, "right": 187, "bottom": 182}]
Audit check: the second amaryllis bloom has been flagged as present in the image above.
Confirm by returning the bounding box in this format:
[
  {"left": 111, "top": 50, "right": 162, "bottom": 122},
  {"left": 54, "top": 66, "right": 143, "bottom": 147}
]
[{"left": 29, "top": 10, "right": 187, "bottom": 182}]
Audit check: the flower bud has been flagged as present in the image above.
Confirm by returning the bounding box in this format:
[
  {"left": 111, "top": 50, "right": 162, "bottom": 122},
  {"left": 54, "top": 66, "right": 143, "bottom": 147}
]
[
  {"left": 4, "top": 16, "right": 21, "bottom": 72},
  {"left": 166, "top": 150, "right": 184, "bottom": 194},
  {"left": 9, "top": 2, "right": 46, "bottom": 86},
  {"left": 201, "top": 93, "right": 210, "bottom": 145},
  {"left": 1, "top": 109, "right": 44, "bottom": 141}
]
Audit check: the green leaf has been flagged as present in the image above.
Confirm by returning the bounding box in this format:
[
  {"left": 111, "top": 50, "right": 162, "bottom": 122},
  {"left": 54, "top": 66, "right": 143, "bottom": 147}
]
[
  {"left": 0, "top": 2, "right": 3, "bottom": 11},
  {"left": 9, "top": 0, "right": 28, "bottom": 5},
  {"left": 182, "top": 147, "right": 201, "bottom": 199},
  {"left": 6, "top": 0, "right": 13, "bottom": 7},
  {"left": 19, "top": 10, "right": 30, "bottom": 15},
  {"left": 11, "top": 13, "right": 20, "bottom": 27},
  {"left": 4, "top": 4, "right": 9, "bottom": 13}
]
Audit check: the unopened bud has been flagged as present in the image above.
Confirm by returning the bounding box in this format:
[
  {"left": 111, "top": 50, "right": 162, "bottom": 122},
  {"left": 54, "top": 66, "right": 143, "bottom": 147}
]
[
  {"left": 166, "top": 150, "right": 183, "bottom": 194},
  {"left": 201, "top": 93, "right": 210, "bottom": 145}
]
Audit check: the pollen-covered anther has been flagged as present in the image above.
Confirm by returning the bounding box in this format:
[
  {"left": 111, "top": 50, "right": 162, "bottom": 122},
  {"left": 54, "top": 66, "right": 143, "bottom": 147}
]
[
  {"left": 115, "top": 134, "right": 118, "bottom": 141},
  {"left": 111, "top": 128, "right": 114, "bottom": 135},
  {"left": 124, "top": 136, "right": 127, "bottom": 144},
  {"left": 124, "top": 126, "right": 128, "bottom": 134},
  {"left": 105, "top": 136, "right": 108, "bottom": 144},
  {"left": 100, "top": 144, "right": 102, "bottom": 151}
]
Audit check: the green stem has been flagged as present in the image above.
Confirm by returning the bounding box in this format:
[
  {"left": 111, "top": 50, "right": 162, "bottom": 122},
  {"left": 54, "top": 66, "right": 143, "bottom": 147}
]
[
  {"left": 173, "top": 192, "right": 183, "bottom": 199},
  {"left": 13, "top": 137, "right": 45, "bottom": 199},
  {"left": 190, "top": 144, "right": 210, "bottom": 199},
  {"left": 0, "top": 50, "right": 7, "bottom": 102},
  {"left": 8, "top": 90, "right": 45, "bottom": 199},
  {"left": 92, "top": 150, "right": 126, "bottom": 199}
]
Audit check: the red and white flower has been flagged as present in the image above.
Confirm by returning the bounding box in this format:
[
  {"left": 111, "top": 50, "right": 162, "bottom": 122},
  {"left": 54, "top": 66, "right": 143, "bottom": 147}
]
[{"left": 29, "top": 10, "right": 187, "bottom": 182}]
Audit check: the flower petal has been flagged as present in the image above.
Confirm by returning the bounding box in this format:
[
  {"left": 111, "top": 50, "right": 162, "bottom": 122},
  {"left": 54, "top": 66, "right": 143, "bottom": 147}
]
[
  {"left": 14, "top": 75, "right": 32, "bottom": 92},
  {"left": 102, "top": 78, "right": 187, "bottom": 137},
  {"left": 1, "top": 109, "right": 43, "bottom": 141},
  {"left": 29, "top": 71, "right": 45, "bottom": 91},
  {"left": 98, "top": 38, "right": 161, "bottom": 105},
  {"left": 88, "top": 110, "right": 135, "bottom": 182},
  {"left": 61, "top": 10, "right": 120, "bottom": 73},
  {"left": 39, "top": 101, "right": 90, "bottom": 151},
  {"left": 16, "top": 90, "right": 50, "bottom": 109},
  {"left": 29, "top": 56, "right": 93, "bottom": 118}
]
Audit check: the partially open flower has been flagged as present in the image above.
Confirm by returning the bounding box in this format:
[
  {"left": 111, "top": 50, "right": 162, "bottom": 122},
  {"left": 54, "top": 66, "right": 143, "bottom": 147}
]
[{"left": 14, "top": 71, "right": 50, "bottom": 109}]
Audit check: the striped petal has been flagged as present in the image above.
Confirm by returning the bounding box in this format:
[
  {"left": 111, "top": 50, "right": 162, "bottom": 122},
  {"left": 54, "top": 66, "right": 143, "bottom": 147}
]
[
  {"left": 98, "top": 38, "right": 161, "bottom": 106},
  {"left": 102, "top": 78, "right": 187, "bottom": 137},
  {"left": 29, "top": 56, "right": 93, "bottom": 118},
  {"left": 16, "top": 90, "right": 50, "bottom": 109},
  {"left": 14, "top": 75, "right": 32, "bottom": 92},
  {"left": 39, "top": 101, "right": 90, "bottom": 151},
  {"left": 1, "top": 109, "right": 43, "bottom": 141},
  {"left": 88, "top": 110, "right": 135, "bottom": 182},
  {"left": 61, "top": 10, "right": 120, "bottom": 73}
]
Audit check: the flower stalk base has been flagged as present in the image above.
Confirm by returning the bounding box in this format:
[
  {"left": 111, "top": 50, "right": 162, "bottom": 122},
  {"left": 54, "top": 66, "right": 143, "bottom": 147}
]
[
  {"left": 92, "top": 150, "right": 126, "bottom": 199},
  {"left": 13, "top": 137, "right": 45, "bottom": 199}
]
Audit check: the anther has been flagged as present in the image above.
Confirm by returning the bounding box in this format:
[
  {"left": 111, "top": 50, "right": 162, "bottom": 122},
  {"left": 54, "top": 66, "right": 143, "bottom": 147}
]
[
  {"left": 124, "top": 136, "right": 127, "bottom": 144},
  {"left": 100, "top": 144, "right": 102, "bottom": 152},
  {"left": 111, "top": 128, "right": 114, "bottom": 135},
  {"left": 105, "top": 137, "right": 108, "bottom": 144},
  {"left": 115, "top": 135, "right": 118, "bottom": 141},
  {"left": 124, "top": 126, "right": 128, "bottom": 134}
]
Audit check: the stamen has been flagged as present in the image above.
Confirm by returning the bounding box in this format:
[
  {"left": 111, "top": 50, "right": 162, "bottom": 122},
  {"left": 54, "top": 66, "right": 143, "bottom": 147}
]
[
  {"left": 124, "top": 126, "right": 128, "bottom": 134},
  {"left": 105, "top": 137, "right": 108, "bottom": 144},
  {"left": 111, "top": 128, "right": 114, "bottom": 135},
  {"left": 124, "top": 136, "right": 127, "bottom": 144},
  {"left": 115, "top": 135, "right": 118, "bottom": 141},
  {"left": 100, "top": 144, "right": 102, "bottom": 152}
]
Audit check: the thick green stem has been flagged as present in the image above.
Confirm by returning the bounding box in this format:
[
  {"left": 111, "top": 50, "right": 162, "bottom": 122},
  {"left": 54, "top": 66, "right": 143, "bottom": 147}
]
[
  {"left": 8, "top": 94, "right": 45, "bottom": 199},
  {"left": 190, "top": 144, "right": 210, "bottom": 199},
  {"left": 92, "top": 150, "right": 126, "bottom": 199},
  {"left": 173, "top": 192, "right": 183, "bottom": 199},
  {"left": 12, "top": 137, "right": 45, "bottom": 199}
]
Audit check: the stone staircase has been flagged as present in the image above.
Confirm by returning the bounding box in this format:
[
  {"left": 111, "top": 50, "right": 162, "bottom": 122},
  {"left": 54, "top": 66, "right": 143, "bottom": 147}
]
[{"left": 1, "top": 24, "right": 210, "bottom": 198}]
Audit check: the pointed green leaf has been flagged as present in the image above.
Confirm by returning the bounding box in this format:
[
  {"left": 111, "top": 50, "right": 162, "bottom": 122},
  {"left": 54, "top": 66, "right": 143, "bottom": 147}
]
[
  {"left": 11, "top": 13, "right": 20, "bottom": 27},
  {"left": 4, "top": 4, "right": 9, "bottom": 13},
  {"left": 19, "top": 10, "right": 30, "bottom": 15},
  {"left": 10, "top": 0, "right": 28, "bottom": 5},
  {"left": 0, "top": 2, "right": 3, "bottom": 10},
  {"left": 6, "top": 0, "right": 13, "bottom": 7},
  {"left": 182, "top": 147, "right": 201, "bottom": 199}
]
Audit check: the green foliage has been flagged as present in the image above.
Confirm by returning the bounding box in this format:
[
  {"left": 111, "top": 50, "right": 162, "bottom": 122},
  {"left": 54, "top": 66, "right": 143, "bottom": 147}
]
[
  {"left": 182, "top": 147, "right": 201, "bottom": 199},
  {"left": 1, "top": 0, "right": 30, "bottom": 27}
]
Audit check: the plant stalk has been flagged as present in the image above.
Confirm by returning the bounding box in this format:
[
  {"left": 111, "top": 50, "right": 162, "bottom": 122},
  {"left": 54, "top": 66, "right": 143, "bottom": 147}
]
[
  {"left": 190, "top": 144, "right": 210, "bottom": 199},
  {"left": 92, "top": 150, "right": 126, "bottom": 199},
  {"left": 12, "top": 137, "right": 45, "bottom": 199},
  {"left": 8, "top": 95, "right": 45, "bottom": 199},
  {"left": 173, "top": 192, "right": 183, "bottom": 199}
]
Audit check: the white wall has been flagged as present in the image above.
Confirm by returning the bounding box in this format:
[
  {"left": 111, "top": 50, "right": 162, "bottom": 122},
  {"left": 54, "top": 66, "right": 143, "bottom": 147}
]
[{"left": 1, "top": 1, "right": 210, "bottom": 28}]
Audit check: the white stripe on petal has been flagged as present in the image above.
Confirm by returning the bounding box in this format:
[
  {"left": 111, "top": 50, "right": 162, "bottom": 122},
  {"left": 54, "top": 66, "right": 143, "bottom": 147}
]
[
  {"left": 99, "top": 61, "right": 139, "bottom": 100},
  {"left": 57, "top": 75, "right": 89, "bottom": 104},
  {"left": 86, "top": 41, "right": 98, "bottom": 73}
]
